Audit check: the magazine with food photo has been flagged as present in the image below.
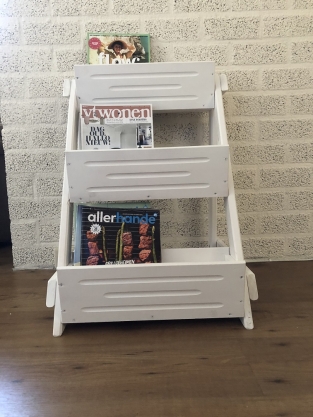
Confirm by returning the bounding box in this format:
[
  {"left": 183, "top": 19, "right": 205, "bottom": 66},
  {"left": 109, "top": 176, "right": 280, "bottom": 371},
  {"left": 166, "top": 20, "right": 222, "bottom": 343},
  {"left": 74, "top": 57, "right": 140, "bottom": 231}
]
[
  {"left": 77, "top": 205, "right": 161, "bottom": 266},
  {"left": 87, "top": 33, "right": 150, "bottom": 65},
  {"left": 73, "top": 202, "right": 151, "bottom": 266},
  {"left": 80, "top": 104, "right": 154, "bottom": 150}
]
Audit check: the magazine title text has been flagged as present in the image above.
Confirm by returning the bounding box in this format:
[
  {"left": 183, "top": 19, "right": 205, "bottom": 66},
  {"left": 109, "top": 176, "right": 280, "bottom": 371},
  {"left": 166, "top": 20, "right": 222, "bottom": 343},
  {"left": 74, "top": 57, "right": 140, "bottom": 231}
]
[
  {"left": 82, "top": 106, "right": 151, "bottom": 120},
  {"left": 87, "top": 211, "right": 157, "bottom": 225}
]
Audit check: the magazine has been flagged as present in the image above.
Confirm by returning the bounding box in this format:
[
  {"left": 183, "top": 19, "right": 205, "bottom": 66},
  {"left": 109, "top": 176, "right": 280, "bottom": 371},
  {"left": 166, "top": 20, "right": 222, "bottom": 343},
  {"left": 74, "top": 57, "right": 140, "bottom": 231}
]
[
  {"left": 80, "top": 104, "right": 154, "bottom": 150},
  {"left": 76, "top": 205, "right": 161, "bottom": 266},
  {"left": 87, "top": 33, "right": 150, "bottom": 65},
  {"left": 73, "top": 202, "right": 151, "bottom": 266}
]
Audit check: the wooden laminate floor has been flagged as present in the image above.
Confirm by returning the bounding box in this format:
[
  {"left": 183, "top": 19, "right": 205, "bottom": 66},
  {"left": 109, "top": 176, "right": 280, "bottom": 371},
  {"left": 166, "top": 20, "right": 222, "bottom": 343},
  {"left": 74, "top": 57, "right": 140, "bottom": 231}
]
[{"left": 0, "top": 244, "right": 312, "bottom": 417}]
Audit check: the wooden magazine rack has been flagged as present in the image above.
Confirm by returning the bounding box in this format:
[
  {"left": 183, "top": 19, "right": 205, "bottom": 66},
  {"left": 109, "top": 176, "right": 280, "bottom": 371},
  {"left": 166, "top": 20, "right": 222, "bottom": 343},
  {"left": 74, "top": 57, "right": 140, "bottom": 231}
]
[{"left": 46, "top": 61, "right": 258, "bottom": 337}]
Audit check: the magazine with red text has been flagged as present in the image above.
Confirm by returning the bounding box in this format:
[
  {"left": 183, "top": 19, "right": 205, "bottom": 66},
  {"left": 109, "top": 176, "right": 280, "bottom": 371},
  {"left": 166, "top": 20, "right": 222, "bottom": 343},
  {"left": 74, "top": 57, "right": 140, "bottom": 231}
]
[{"left": 80, "top": 103, "right": 154, "bottom": 150}]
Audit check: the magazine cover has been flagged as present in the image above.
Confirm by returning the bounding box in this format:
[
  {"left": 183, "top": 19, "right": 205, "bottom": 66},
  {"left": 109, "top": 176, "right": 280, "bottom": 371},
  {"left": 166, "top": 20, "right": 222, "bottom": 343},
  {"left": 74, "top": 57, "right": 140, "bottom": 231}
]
[
  {"left": 78, "top": 206, "right": 161, "bottom": 266},
  {"left": 87, "top": 33, "right": 150, "bottom": 65},
  {"left": 80, "top": 104, "right": 154, "bottom": 150},
  {"left": 73, "top": 202, "right": 151, "bottom": 266}
]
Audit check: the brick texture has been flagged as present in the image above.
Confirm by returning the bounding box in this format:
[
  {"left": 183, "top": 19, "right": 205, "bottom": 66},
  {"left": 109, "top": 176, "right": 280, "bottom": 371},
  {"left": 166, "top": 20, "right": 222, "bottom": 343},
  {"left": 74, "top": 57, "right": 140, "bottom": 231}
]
[{"left": 1, "top": 2, "right": 313, "bottom": 267}]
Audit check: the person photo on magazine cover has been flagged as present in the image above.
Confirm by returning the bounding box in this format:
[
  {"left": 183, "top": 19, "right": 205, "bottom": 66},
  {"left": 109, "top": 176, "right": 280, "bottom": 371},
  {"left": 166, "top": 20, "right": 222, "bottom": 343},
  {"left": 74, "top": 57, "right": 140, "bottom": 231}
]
[
  {"left": 98, "top": 38, "right": 136, "bottom": 64},
  {"left": 97, "top": 36, "right": 147, "bottom": 64}
]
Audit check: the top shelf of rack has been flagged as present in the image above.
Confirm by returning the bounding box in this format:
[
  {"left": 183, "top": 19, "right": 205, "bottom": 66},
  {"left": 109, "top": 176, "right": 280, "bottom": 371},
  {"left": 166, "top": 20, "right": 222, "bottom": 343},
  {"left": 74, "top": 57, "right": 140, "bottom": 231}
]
[{"left": 74, "top": 61, "right": 215, "bottom": 112}]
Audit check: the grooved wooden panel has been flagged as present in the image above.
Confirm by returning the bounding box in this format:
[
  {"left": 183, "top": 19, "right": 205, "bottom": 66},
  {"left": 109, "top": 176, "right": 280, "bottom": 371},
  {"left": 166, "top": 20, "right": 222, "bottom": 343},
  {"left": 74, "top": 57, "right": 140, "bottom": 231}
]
[
  {"left": 66, "top": 145, "right": 229, "bottom": 202},
  {"left": 74, "top": 62, "right": 215, "bottom": 111},
  {"left": 57, "top": 250, "right": 246, "bottom": 323}
]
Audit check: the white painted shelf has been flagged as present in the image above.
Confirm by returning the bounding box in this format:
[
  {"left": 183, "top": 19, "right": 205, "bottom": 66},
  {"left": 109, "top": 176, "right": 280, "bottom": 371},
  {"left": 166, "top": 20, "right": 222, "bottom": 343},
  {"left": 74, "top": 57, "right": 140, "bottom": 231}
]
[{"left": 46, "top": 62, "right": 258, "bottom": 336}]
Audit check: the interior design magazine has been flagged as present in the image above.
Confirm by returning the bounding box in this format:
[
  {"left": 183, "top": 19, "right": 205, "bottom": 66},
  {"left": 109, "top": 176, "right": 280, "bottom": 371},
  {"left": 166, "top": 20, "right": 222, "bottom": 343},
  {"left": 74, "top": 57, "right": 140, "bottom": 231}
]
[
  {"left": 75, "top": 205, "right": 161, "bottom": 266},
  {"left": 80, "top": 104, "right": 154, "bottom": 150},
  {"left": 87, "top": 33, "right": 150, "bottom": 65}
]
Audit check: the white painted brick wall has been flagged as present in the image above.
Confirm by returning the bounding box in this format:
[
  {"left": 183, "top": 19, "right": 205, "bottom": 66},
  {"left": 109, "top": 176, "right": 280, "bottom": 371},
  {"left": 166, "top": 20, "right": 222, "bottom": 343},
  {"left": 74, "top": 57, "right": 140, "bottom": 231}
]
[{"left": 1, "top": 1, "right": 313, "bottom": 268}]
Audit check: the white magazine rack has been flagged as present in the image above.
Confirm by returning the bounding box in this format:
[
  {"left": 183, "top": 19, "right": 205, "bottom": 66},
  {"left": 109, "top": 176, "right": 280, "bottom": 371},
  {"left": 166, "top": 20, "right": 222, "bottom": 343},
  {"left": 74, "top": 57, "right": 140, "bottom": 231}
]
[{"left": 46, "top": 62, "right": 258, "bottom": 337}]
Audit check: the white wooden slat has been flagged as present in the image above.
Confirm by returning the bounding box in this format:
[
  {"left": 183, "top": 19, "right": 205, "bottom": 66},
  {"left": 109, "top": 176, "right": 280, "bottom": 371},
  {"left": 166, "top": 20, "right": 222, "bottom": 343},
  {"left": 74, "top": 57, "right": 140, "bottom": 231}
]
[
  {"left": 225, "top": 160, "right": 244, "bottom": 261},
  {"left": 57, "top": 165, "right": 73, "bottom": 267},
  {"left": 57, "top": 260, "right": 245, "bottom": 323},
  {"left": 212, "top": 73, "right": 244, "bottom": 261},
  {"left": 56, "top": 80, "right": 78, "bottom": 268},
  {"left": 74, "top": 62, "right": 215, "bottom": 111},
  {"left": 66, "top": 145, "right": 229, "bottom": 202},
  {"left": 212, "top": 74, "right": 228, "bottom": 146},
  {"left": 66, "top": 80, "right": 79, "bottom": 152},
  {"left": 57, "top": 79, "right": 78, "bottom": 267},
  {"left": 208, "top": 75, "right": 223, "bottom": 247}
]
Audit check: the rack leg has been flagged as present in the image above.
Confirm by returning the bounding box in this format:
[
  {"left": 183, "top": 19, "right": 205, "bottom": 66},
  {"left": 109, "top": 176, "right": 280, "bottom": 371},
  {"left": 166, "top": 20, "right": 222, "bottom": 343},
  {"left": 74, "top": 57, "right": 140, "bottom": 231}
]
[
  {"left": 53, "top": 287, "right": 65, "bottom": 337},
  {"left": 246, "top": 267, "right": 258, "bottom": 301},
  {"left": 46, "top": 272, "right": 57, "bottom": 308},
  {"left": 240, "top": 275, "right": 254, "bottom": 329}
]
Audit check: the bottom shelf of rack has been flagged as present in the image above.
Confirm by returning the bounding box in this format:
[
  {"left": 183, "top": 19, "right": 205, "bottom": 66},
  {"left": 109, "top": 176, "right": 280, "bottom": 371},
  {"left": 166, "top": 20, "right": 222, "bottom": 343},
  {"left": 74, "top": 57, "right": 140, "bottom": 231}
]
[{"left": 57, "top": 247, "right": 246, "bottom": 324}]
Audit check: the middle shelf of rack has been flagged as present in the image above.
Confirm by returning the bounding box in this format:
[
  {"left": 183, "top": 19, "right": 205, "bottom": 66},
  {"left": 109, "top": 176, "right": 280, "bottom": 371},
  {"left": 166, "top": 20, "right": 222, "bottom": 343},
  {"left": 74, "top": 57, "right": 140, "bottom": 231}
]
[{"left": 65, "top": 144, "right": 229, "bottom": 202}]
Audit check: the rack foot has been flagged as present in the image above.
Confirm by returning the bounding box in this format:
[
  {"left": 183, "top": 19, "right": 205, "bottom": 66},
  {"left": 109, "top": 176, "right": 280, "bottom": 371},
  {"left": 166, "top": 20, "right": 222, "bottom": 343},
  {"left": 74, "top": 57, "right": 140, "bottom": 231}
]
[
  {"left": 53, "top": 320, "right": 65, "bottom": 337},
  {"left": 52, "top": 285, "right": 65, "bottom": 337},
  {"left": 246, "top": 267, "right": 258, "bottom": 300},
  {"left": 46, "top": 272, "right": 57, "bottom": 307},
  {"left": 240, "top": 275, "right": 254, "bottom": 329}
]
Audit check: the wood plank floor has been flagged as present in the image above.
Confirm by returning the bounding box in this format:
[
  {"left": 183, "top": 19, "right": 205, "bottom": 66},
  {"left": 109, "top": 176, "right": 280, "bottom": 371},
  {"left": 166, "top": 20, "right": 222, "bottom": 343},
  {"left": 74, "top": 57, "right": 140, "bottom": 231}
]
[{"left": 0, "top": 244, "right": 312, "bottom": 417}]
